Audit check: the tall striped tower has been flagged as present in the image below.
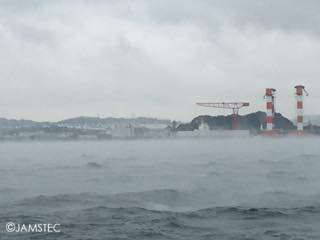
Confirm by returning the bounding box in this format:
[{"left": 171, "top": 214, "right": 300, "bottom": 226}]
[
  {"left": 265, "top": 88, "right": 276, "bottom": 131},
  {"left": 295, "top": 85, "right": 308, "bottom": 132}
]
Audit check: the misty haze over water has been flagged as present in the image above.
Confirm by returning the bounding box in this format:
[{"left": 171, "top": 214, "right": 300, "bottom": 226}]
[{"left": 1, "top": 138, "right": 320, "bottom": 239}]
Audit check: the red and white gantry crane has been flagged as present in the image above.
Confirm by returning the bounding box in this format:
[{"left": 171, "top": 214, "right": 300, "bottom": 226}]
[{"left": 196, "top": 102, "right": 250, "bottom": 130}]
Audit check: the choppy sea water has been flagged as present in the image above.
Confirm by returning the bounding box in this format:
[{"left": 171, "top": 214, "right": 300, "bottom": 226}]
[{"left": 0, "top": 138, "right": 320, "bottom": 239}]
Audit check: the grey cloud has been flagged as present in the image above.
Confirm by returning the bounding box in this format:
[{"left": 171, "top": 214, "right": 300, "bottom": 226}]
[
  {"left": 141, "top": 0, "right": 320, "bottom": 35},
  {"left": 0, "top": 1, "right": 319, "bottom": 121},
  {"left": 216, "top": 0, "right": 320, "bottom": 34}
]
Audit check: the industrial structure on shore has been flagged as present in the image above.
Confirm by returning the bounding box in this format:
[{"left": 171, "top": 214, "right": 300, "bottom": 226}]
[
  {"left": 190, "top": 85, "right": 315, "bottom": 137},
  {"left": 0, "top": 85, "right": 317, "bottom": 140},
  {"left": 261, "top": 85, "right": 309, "bottom": 136},
  {"left": 196, "top": 102, "right": 249, "bottom": 130}
]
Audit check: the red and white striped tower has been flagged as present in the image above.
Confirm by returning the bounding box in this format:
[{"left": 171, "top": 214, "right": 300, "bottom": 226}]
[
  {"left": 295, "top": 85, "right": 308, "bottom": 132},
  {"left": 265, "top": 88, "right": 276, "bottom": 131}
]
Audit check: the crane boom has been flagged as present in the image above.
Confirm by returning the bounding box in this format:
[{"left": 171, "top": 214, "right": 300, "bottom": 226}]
[{"left": 196, "top": 102, "right": 249, "bottom": 115}]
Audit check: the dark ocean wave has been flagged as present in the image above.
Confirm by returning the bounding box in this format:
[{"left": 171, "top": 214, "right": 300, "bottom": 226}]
[
  {"left": 14, "top": 189, "right": 189, "bottom": 209},
  {"left": 57, "top": 206, "right": 320, "bottom": 239},
  {"left": 2, "top": 193, "right": 320, "bottom": 240},
  {"left": 77, "top": 204, "right": 320, "bottom": 217},
  {"left": 12, "top": 189, "right": 320, "bottom": 211},
  {"left": 12, "top": 191, "right": 320, "bottom": 217}
]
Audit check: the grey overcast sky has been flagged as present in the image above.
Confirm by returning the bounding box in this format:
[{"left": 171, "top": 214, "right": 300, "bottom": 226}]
[{"left": 0, "top": 0, "right": 320, "bottom": 121}]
